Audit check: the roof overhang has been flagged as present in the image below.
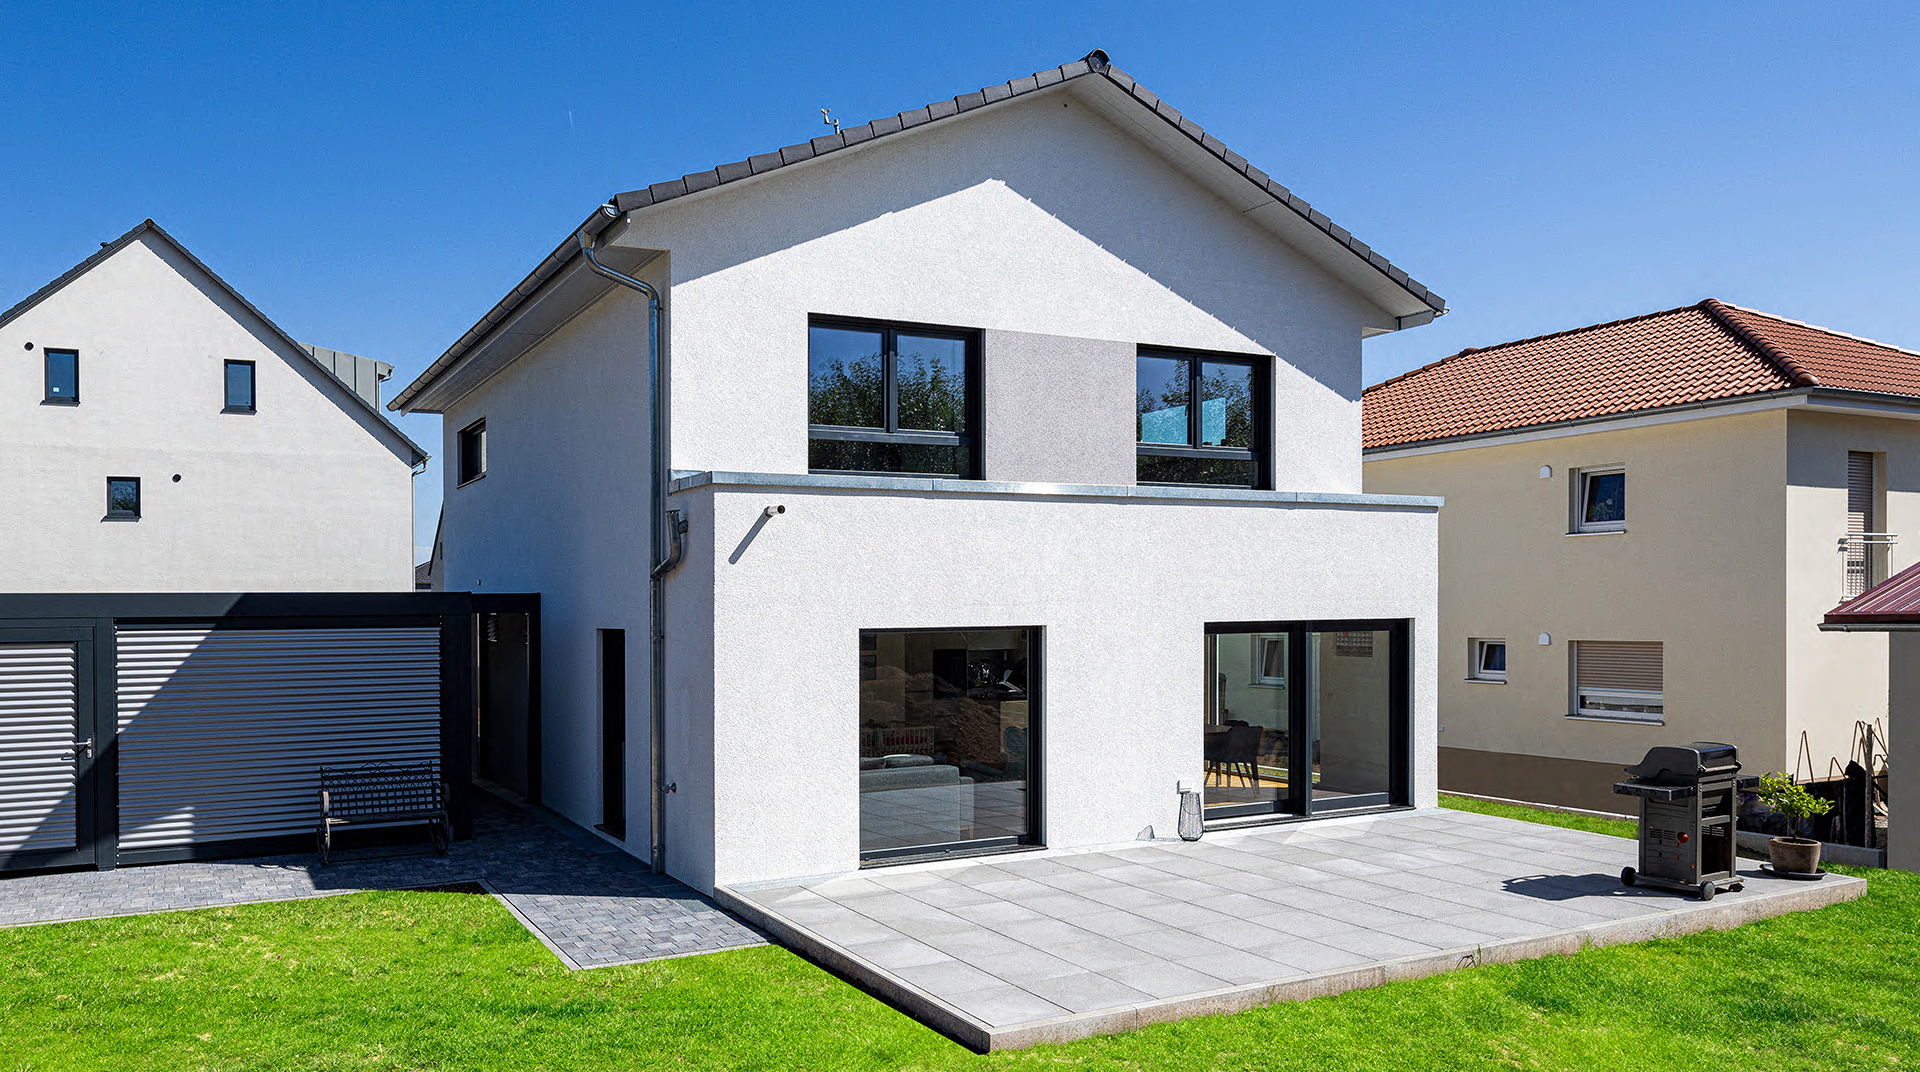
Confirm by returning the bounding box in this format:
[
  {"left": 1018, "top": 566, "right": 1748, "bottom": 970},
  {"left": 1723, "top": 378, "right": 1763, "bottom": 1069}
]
[
  {"left": 1821, "top": 559, "right": 1920, "bottom": 631},
  {"left": 1365, "top": 386, "right": 1920, "bottom": 459}
]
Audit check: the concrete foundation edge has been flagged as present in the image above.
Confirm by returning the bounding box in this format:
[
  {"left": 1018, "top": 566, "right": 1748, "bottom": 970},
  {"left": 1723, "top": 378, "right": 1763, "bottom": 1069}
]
[{"left": 717, "top": 873, "right": 1867, "bottom": 1052}]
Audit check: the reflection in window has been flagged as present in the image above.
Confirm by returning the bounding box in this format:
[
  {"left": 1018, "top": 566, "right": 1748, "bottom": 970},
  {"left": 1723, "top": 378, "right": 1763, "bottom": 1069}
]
[
  {"left": 809, "top": 321, "right": 976, "bottom": 478},
  {"left": 106, "top": 477, "right": 140, "bottom": 519},
  {"left": 859, "top": 628, "right": 1036, "bottom": 860},
  {"left": 1136, "top": 351, "right": 1264, "bottom": 487},
  {"left": 1576, "top": 468, "right": 1625, "bottom": 532}
]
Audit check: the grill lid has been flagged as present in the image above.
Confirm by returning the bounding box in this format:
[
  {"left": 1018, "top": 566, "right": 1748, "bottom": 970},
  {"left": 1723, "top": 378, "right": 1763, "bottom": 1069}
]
[{"left": 1622, "top": 742, "right": 1740, "bottom": 784}]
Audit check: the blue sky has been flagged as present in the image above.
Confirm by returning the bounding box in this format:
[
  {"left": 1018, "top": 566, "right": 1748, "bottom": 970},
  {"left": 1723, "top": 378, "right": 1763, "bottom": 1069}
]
[{"left": 5, "top": 2, "right": 1916, "bottom": 562}]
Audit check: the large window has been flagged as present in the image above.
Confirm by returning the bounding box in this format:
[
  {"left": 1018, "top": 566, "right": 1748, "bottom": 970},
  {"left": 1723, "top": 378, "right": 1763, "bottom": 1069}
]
[
  {"left": 1204, "top": 620, "right": 1409, "bottom": 821},
  {"left": 1571, "top": 640, "right": 1663, "bottom": 722},
  {"left": 1574, "top": 467, "right": 1626, "bottom": 533},
  {"left": 458, "top": 419, "right": 486, "bottom": 485},
  {"left": 223, "top": 360, "right": 256, "bottom": 413},
  {"left": 44, "top": 348, "right": 78, "bottom": 404},
  {"left": 859, "top": 627, "right": 1037, "bottom": 861},
  {"left": 1136, "top": 350, "right": 1266, "bottom": 487},
  {"left": 808, "top": 320, "right": 978, "bottom": 479}
]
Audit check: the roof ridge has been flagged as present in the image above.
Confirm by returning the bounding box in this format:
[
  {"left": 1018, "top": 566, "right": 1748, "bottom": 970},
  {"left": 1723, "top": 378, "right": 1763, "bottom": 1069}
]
[
  {"left": 1364, "top": 301, "right": 1708, "bottom": 395},
  {"left": 1700, "top": 298, "right": 1819, "bottom": 387},
  {"left": 1714, "top": 301, "right": 1920, "bottom": 361}
]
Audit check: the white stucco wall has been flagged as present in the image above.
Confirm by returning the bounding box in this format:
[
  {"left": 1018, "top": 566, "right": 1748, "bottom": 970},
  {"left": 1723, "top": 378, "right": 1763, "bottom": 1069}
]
[
  {"left": 610, "top": 87, "right": 1390, "bottom": 494},
  {"left": 0, "top": 233, "right": 415, "bottom": 591},
  {"left": 665, "top": 481, "right": 1439, "bottom": 893},
  {"left": 437, "top": 270, "right": 661, "bottom": 830}
]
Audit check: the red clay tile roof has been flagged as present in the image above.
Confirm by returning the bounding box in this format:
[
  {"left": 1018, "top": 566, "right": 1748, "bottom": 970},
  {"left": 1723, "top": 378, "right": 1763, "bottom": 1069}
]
[
  {"left": 1363, "top": 300, "right": 1920, "bottom": 449},
  {"left": 1825, "top": 560, "right": 1920, "bottom": 626}
]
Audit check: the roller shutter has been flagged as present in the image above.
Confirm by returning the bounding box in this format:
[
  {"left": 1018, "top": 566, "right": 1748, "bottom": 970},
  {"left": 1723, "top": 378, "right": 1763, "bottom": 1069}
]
[
  {"left": 115, "top": 627, "right": 440, "bottom": 851},
  {"left": 1573, "top": 640, "right": 1664, "bottom": 721},
  {"left": 0, "top": 643, "right": 80, "bottom": 856}
]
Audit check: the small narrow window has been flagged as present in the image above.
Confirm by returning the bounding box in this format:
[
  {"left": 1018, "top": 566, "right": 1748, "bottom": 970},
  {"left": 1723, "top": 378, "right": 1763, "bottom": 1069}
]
[
  {"left": 458, "top": 419, "right": 487, "bottom": 485},
  {"left": 1572, "top": 640, "right": 1663, "bottom": 722},
  {"left": 1251, "top": 634, "right": 1287, "bottom": 687},
  {"left": 1470, "top": 639, "right": 1507, "bottom": 682},
  {"left": 106, "top": 477, "right": 140, "bottom": 520},
  {"left": 1574, "top": 467, "right": 1625, "bottom": 533},
  {"left": 44, "top": 349, "right": 79, "bottom": 404},
  {"left": 223, "top": 360, "right": 256, "bottom": 413}
]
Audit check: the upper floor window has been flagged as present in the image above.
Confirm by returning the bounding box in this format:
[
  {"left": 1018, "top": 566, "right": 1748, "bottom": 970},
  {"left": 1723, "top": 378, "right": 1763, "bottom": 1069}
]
[
  {"left": 106, "top": 477, "right": 140, "bottom": 520},
  {"left": 807, "top": 319, "right": 977, "bottom": 479},
  {"left": 224, "top": 360, "right": 256, "bottom": 413},
  {"left": 1574, "top": 466, "right": 1625, "bottom": 533},
  {"left": 1135, "top": 350, "right": 1265, "bottom": 487},
  {"left": 458, "top": 418, "right": 486, "bottom": 485},
  {"left": 44, "top": 348, "right": 78, "bottom": 404}
]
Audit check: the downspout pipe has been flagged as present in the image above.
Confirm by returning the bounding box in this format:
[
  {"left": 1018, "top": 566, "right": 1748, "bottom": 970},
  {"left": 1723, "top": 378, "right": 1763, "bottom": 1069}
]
[{"left": 578, "top": 213, "right": 683, "bottom": 875}]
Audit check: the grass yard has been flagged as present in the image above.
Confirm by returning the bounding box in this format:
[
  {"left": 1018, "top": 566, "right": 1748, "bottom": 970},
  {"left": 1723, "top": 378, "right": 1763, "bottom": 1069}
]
[{"left": 1, "top": 802, "right": 1913, "bottom": 1071}]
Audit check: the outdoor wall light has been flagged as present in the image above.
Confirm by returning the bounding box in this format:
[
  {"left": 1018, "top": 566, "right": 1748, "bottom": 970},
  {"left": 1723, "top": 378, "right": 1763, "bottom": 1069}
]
[
  {"left": 763, "top": 504, "right": 785, "bottom": 518},
  {"left": 1539, "top": 465, "right": 1553, "bottom": 479},
  {"left": 1538, "top": 633, "right": 1552, "bottom": 646}
]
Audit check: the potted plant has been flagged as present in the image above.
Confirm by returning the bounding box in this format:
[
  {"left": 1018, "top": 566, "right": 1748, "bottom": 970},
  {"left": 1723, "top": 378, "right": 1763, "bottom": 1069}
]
[{"left": 1757, "top": 772, "right": 1834, "bottom": 874}]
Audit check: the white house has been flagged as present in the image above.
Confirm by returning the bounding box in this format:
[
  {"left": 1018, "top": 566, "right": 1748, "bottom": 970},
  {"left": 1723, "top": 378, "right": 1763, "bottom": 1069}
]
[
  {"left": 0, "top": 220, "right": 426, "bottom": 592},
  {"left": 392, "top": 51, "right": 1447, "bottom": 894}
]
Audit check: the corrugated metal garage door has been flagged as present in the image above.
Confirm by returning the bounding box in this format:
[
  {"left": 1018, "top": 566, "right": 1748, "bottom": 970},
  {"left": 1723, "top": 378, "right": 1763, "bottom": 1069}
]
[
  {"left": 115, "top": 627, "right": 440, "bottom": 851},
  {"left": 0, "top": 643, "right": 80, "bottom": 856}
]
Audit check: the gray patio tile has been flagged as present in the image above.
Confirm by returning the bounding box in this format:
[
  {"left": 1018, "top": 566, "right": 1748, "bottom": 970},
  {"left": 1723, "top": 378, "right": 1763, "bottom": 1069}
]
[
  {"left": 1069, "top": 906, "right": 1165, "bottom": 936},
  {"left": 891, "top": 958, "right": 1009, "bottom": 995},
  {"left": 907, "top": 883, "right": 1003, "bottom": 910},
  {"left": 967, "top": 877, "right": 1061, "bottom": 901},
  {"left": 1313, "top": 878, "right": 1400, "bottom": 901},
  {"left": 1132, "top": 875, "right": 1231, "bottom": 901},
  {"left": 1116, "top": 926, "right": 1238, "bottom": 960},
  {"left": 944, "top": 984, "right": 1072, "bottom": 1027},
  {"left": 999, "top": 917, "right": 1101, "bottom": 946},
  {"left": 841, "top": 936, "right": 953, "bottom": 971},
  {"left": 1184, "top": 917, "right": 1294, "bottom": 949},
  {"left": 1013, "top": 892, "right": 1109, "bottom": 920},
  {"left": 993, "top": 857, "right": 1081, "bottom": 879},
  {"left": 963, "top": 946, "right": 1086, "bottom": 986},
  {"left": 1248, "top": 937, "right": 1374, "bottom": 973},
  {"left": 1366, "top": 870, "right": 1463, "bottom": 894},
  {"left": 1374, "top": 891, "right": 1478, "bottom": 918},
  {"left": 1033, "top": 870, "right": 1115, "bottom": 893},
  {"left": 809, "top": 876, "right": 890, "bottom": 899},
  {"left": 1431, "top": 908, "right": 1556, "bottom": 939},
  {"left": 1316, "top": 901, "right": 1424, "bottom": 928},
  {"left": 1242, "top": 908, "right": 1364, "bottom": 939},
  {"left": 1176, "top": 948, "right": 1295, "bottom": 985},
  {"left": 1191, "top": 891, "right": 1284, "bottom": 917},
  {"left": 1018, "top": 969, "right": 1155, "bottom": 1013},
  {"left": 916, "top": 926, "right": 1031, "bottom": 959},
  {"left": 1128, "top": 900, "right": 1238, "bottom": 929},
  {"left": 807, "top": 914, "right": 908, "bottom": 947},
  {"left": 1050, "top": 935, "right": 1161, "bottom": 972},
  {"left": 1078, "top": 884, "right": 1177, "bottom": 911},
  {"left": 944, "top": 864, "right": 1018, "bottom": 889},
  {"left": 1097, "top": 959, "right": 1232, "bottom": 999},
  {"left": 947, "top": 899, "right": 1050, "bottom": 926},
  {"left": 1316, "top": 929, "right": 1441, "bottom": 960},
  {"left": 1376, "top": 919, "right": 1503, "bottom": 949}
]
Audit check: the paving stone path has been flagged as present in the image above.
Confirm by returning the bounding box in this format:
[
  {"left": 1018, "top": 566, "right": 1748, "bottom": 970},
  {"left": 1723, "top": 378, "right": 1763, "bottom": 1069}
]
[{"left": 0, "top": 795, "right": 766, "bottom": 968}]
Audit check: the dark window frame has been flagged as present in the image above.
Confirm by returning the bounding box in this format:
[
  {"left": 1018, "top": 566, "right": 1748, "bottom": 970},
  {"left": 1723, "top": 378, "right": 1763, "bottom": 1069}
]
[
  {"left": 222, "top": 359, "right": 256, "bottom": 414},
  {"left": 857, "top": 624, "right": 1044, "bottom": 865},
  {"left": 43, "top": 348, "right": 80, "bottom": 405},
  {"left": 807, "top": 315, "right": 983, "bottom": 480},
  {"left": 1202, "top": 617, "right": 1411, "bottom": 823},
  {"left": 105, "top": 477, "right": 141, "bottom": 520},
  {"left": 457, "top": 418, "right": 487, "bottom": 486},
  {"left": 1135, "top": 346, "right": 1271, "bottom": 489}
]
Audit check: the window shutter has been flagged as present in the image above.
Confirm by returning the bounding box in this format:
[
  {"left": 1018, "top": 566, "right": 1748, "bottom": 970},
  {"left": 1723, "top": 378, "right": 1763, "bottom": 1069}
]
[
  {"left": 1575, "top": 641, "right": 1662, "bottom": 692},
  {"left": 1848, "top": 452, "right": 1875, "bottom": 535}
]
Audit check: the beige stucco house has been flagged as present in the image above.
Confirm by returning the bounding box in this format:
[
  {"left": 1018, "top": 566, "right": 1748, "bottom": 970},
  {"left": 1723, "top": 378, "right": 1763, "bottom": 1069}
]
[{"left": 1363, "top": 300, "right": 1919, "bottom": 811}]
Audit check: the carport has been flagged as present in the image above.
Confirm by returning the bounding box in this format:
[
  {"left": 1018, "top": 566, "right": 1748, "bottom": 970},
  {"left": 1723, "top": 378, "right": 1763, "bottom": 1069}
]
[
  {"left": 0, "top": 591, "right": 537, "bottom": 873},
  {"left": 1821, "top": 562, "right": 1920, "bottom": 872}
]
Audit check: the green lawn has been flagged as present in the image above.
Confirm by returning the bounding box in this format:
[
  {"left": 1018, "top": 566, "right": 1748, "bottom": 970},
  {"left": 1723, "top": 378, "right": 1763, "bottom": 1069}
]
[{"left": 1, "top": 802, "right": 1912, "bottom": 1071}]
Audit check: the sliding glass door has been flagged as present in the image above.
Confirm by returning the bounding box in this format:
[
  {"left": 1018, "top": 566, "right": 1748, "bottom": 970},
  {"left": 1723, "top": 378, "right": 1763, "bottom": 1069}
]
[
  {"left": 858, "top": 628, "right": 1039, "bottom": 862},
  {"left": 1203, "top": 620, "right": 1408, "bottom": 821}
]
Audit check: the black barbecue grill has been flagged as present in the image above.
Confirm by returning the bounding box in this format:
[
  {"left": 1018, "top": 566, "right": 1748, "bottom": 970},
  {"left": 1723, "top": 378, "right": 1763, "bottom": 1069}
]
[{"left": 1614, "top": 742, "right": 1758, "bottom": 899}]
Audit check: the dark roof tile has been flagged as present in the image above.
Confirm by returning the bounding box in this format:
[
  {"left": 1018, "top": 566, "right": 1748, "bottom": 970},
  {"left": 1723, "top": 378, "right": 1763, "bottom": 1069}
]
[
  {"left": 748, "top": 152, "right": 783, "bottom": 174},
  {"left": 779, "top": 143, "right": 815, "bottom": 165},
  {"left": 716, "top": 160, "right": 752, "bottom": 182},
  {"left": 683, "top": 169, "right": 721, "bottom": 193}
]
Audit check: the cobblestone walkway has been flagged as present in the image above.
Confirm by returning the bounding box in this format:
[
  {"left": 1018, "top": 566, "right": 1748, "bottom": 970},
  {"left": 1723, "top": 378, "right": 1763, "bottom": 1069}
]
[{"left": 0, "top": 795, "right": 766, "bottom": 968}]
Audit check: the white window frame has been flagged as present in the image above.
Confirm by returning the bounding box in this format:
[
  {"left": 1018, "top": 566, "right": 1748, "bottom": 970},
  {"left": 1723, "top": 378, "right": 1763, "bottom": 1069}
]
[
  {"left": 1469, "top": 638, "right": 1507, "bottom": 682},
  {"left": 1250, "top": 633, "right": 1287, "bottom": 687},
  {"left": 1574, "top": 687, "right": 1664, "bottom": 722},
  {"left": 1573, "top": 466, "right": 1626, "bottom": 534}
]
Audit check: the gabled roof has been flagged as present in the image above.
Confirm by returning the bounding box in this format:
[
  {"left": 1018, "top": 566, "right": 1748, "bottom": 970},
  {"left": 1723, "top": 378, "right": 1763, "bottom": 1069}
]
[
  {"left": 392, "top": 49, "right": 1445, "bottom": 413},
  {"left": 1824, "top": 560, "right": 1920, "bottom": 628},
  {"left": 1363, "top": 299, "right": 1920, "bottom": 450},
  {"left": 1, "top": 220, "right": 427, "bottom": 466}
]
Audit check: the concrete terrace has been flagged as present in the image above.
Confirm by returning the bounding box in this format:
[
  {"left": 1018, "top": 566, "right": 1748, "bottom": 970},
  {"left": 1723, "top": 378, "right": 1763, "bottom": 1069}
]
[{"left": 720, "top": 808, "right": 1865, "bottom": 1052}]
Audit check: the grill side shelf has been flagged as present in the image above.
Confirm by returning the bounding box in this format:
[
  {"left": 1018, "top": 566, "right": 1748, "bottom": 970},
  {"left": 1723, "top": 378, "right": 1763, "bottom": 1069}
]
[{"left": 1614, "top": 781, "right": 1698, "bottom": 802}]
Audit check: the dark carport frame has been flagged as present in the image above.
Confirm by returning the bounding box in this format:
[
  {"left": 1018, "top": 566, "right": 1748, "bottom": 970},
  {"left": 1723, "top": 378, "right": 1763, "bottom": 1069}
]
[{"left": 0, "top": 590, "right": 538, "bottom": 873}]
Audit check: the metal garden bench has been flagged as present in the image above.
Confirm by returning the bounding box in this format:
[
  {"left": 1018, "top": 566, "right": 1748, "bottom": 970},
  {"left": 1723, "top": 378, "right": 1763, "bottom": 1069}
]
[{"left": 316, "top": 761, "right": 450, "bottom": 865}]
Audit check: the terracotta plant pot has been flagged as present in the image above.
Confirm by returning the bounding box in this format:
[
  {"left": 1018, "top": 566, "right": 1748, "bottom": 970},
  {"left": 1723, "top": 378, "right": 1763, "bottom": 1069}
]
[{"left": 1769, "top": 836, "right": 1822, "bottom": 875}]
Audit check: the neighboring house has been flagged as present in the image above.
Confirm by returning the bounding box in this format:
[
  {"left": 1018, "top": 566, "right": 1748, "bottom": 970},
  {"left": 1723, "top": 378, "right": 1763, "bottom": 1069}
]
[
  {"left": 392, "top": 51, "right": 1448, "bottom": 894},
  {"left": 1822, "top": 563, "right": 1919, "bottom": 872},
  {"left": 1363, "top": 299, "right": 1920, "bottom": 812},
  {"left": 0, "top": 220, "right": 426, "bottom": 592}
]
